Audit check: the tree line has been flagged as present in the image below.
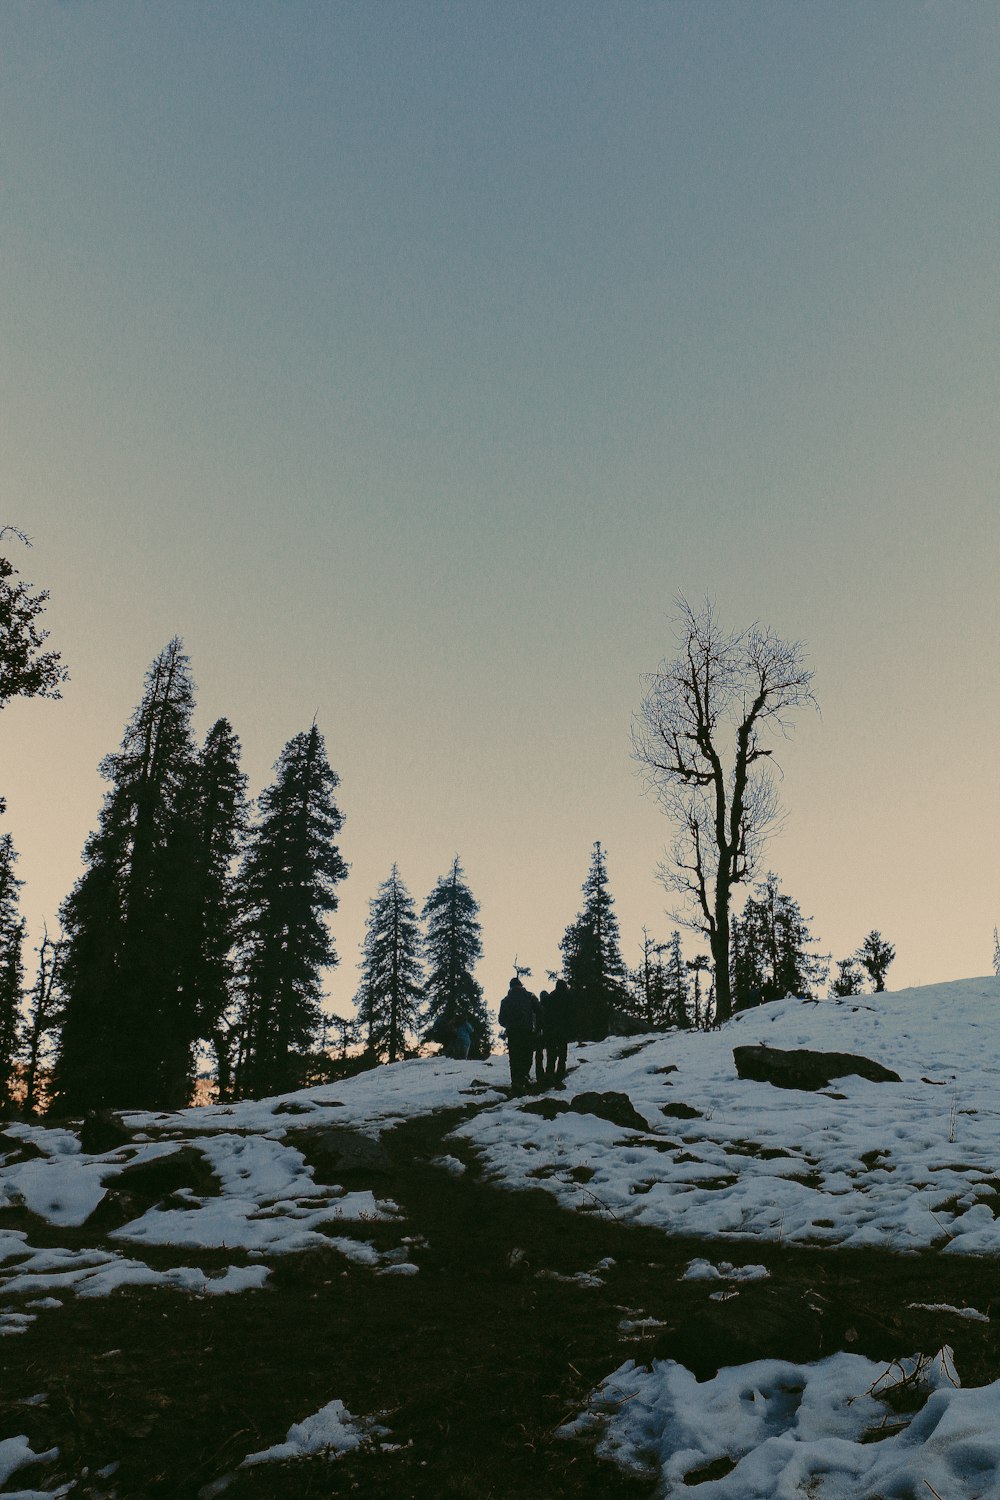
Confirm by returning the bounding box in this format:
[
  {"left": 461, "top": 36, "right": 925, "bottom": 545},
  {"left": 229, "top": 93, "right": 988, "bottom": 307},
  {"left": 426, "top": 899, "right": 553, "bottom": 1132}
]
[
  {"left": 1, "top": 538, "right": 910, "bottom": 1116},
  {"left": 0, "top": 634, "right": 499, "bottom": 1111},
  {"left": 541, "top": 839, "right": 896, "bottom": 1045}
]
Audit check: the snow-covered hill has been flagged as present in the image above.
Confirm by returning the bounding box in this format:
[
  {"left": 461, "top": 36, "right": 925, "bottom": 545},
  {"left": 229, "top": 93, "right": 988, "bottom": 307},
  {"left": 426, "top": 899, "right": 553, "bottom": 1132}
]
[{"left": 2, "top": 976, "right": 1000, "bottom": 1497}]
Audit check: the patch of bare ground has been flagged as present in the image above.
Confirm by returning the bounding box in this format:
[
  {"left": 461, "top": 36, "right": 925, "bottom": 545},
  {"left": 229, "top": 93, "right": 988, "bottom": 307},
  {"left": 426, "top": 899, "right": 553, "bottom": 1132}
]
[{"left": 1, "top": 1104, "right": 999, "bottom": 1498}]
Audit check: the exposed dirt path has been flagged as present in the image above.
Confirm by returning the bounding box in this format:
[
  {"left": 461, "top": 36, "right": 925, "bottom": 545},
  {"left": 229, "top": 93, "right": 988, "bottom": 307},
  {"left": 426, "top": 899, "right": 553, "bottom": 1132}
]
[{"left": 2, "top": 1103, "right": 999, "bottom": 1498}]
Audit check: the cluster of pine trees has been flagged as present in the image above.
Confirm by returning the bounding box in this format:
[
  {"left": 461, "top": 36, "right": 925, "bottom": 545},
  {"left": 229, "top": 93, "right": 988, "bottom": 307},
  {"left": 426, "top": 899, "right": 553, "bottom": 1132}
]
[
  {"left": 352, "top": 859, "right": 492, "bottom": 1064},
  {"left": 0, "top": 628, "right": 495, "bottom": 1112},
  {"left": 559, "top": 844, "right": 896, "bottom": 1040},
  {"left": 0, "top": 536, "right": 907, "bottom": 1116},
  {"left": 1, "top": 639, "right": 349, "bottom": 1113}
]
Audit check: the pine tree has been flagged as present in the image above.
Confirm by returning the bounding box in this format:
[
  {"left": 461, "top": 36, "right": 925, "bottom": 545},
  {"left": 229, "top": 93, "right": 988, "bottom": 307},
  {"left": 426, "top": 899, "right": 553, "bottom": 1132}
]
[
  {"left": 830, "top": 956, "right": 864, "bottom": 997},
  {"left": 21, "top": 926, "right": 64, "bottom": 1115},
  {"left": 54, "top": 639, "right": 200, "bottom": 1111},
  {"left": 631, "top": 929, "right": 670, "bottom": 1029},
  {"left": 856, "top": 931, "right": 895, "bottom": 993},
  {"left": 0, "top": 835, "right": 24, "bottom": 1106},
  {"left": 559, "top": 842, "right": 628, "bottom": 1041},
  {"left": 355, "top": 865, "right": 424, "bottom": 1064},
  {"left": 662, "top": 930, "right": 690, "bottom": 1027},
  {"left": 179, "top": 719, "right": 248, "bottom": 1100},
  {"left": 235, "top": 724, "right": 347, "bottom": 1098},
  {"left": 993, "top": 927, "right": 1000, "bottom": 979},
  {"left": 421, "top": 857, "right": 491, "bottom": 1058},
  {"left": 732, "top": 873, "right": 828, "bottom": 1009},
  {"left": 686, "top": 954, "right": 712, "bottom": 1029}
]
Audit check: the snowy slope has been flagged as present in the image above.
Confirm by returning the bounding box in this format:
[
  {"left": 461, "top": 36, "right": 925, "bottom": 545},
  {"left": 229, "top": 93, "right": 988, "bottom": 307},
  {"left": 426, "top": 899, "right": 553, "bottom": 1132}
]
[{"left": 2, "top": 976, "right": 1000, "bottom": 1497}]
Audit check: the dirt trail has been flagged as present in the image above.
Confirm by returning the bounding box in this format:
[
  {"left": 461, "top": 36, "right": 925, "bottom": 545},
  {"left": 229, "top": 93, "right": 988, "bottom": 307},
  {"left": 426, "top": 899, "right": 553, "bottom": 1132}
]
[{"left": 1, "top": 1103, "right": 999, "bottom": 1498}]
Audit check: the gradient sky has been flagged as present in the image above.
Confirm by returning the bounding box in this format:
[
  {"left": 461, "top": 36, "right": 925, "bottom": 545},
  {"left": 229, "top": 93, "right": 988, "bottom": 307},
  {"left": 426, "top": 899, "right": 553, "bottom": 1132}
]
[{"left": 2, "top": 1, "right": 998, "bottom": 1022}]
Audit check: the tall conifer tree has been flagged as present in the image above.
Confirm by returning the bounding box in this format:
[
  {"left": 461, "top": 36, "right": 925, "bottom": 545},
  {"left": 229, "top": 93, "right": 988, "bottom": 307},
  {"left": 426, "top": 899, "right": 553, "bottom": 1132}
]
[
  {"left": 0, "top": 835, "right": 24, "bottom": 1105},
  {"left": 54, "top": 639, "right": 199, "bottom": 1110},
  {"left": 663, "top": 930, "right": 691, "bottom": 1028},
  {"left": 22, "top": 926, "right": 64, "bottom": 1114},
  {"left": 421, "top": 857, "right": 491, "bottom": 1058},
  {"left": 235, "top": 725, "right": 347, "bottom": 1098},
  {"left": 355, "top": 865, "right": 423, "bottom": 1064},
  {"left": 179, "top": 719, "right": 248, "bottom": 1099},
  {"left": 732, "top": 872, "right": 828, "bottom": 1008},
  {"left": 560, "top": 842, "right": 628, "bottom": 1040}
]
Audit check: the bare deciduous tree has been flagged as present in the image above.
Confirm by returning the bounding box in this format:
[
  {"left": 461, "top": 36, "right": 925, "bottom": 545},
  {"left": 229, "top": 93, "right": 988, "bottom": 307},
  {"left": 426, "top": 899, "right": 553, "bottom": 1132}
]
[{"left": 633, "top": 599, "right": 817, "bottom": 1023}]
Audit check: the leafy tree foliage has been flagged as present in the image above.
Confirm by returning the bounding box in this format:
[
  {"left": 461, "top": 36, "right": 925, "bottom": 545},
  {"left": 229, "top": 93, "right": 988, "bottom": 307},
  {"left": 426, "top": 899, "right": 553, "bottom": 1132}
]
[
  {"left": 54, "top": 639, "right": 201, "bottom": 1111},
  {"left": 560, "top": 842, "right": 628, "bottom": 1040},
  {"left": 633, "top": 600, "right": 816, "bottom": 1022},
  {"left": 731, "top": 872, "right": 829, "bottom": 1009},
  {"left": 356, "top": 865, "right": 424, "bottom": 1064},
  {"left": 235, "top": 724, "right": 347, "bottom": 1098},
  {"left": 421, "top": 857, "right": 491, "bottom": 1058},
  {"left": 0, "top": 835, "right": 24, "bottom": 1105},
  {"left": 0, "top": 529, "right": 67, "bottom": 814},
  {"left": 856, "top": 930, "right": 895, "bottom": 993},
  {"left": 0, "top": 530, "right": 67, "bottom": 711}
]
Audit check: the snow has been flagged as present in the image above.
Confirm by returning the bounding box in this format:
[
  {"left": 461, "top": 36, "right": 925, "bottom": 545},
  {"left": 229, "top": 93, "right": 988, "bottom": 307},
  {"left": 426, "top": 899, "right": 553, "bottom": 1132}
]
[
  {"left": 562, "top": 1348, "right": 1000, "bottom": 1498},
  {"left": 681, "top": 1259, "right": 770, "bottom": 1282},
  {"left": 457, "top": 978, "right": 1000, "bottom": 1256},
  {"left": 240, "top": 1398, "right": 389, "bottom": 1466},
  {"left": 3, "top": 977, "right": 1000, "bottom": 1489},
  {"left": 0, "top": 1435, "right": 59, "bottom": 1487}
]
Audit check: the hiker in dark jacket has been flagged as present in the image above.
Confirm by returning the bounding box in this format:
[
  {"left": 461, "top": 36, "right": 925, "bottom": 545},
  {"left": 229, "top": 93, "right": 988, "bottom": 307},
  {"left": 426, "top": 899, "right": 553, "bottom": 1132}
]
[
  {"left": 498, "top": 976, "right": 538, "bottom": 1090},
  {"left": 454, "top": 1020, "right": 473, "bottom": 1059},
  {"left": 544, "top": 978, "right": 575, "bottom": 1083},
  {"left": 534, "top": 991, "right": 551, "bottom": 1084}
]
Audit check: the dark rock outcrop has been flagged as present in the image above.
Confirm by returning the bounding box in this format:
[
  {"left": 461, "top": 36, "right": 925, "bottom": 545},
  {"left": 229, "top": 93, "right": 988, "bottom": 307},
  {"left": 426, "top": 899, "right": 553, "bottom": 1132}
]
[
  {"left": 114, "top": 1145, "right": 220, "bottom": 1199},
  {"left": 287, "top": 1126, "right": 392, "bottom": 1182},
  {"left": 519, "top": 1098, "right": 570, "bottom": 1121},
  {"left": 80, "top": 1109, "right": 132, "bottom": 1154},
  {"left": 568, "top": 1091, "right": 649, "bottom": 1132},
  {"left": 733, "top": 1045, "right": 901, "bottom": 1091},
  {"left": 660, "top": 1101, "right": 701, "bottom": 1120}
]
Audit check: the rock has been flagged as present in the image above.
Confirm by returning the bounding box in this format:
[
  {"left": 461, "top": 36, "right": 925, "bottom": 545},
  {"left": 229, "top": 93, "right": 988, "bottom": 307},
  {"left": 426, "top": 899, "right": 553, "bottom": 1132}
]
[
  {"left": 80, "top": 1109, "right": 132, "bottom": 1154},
  {"left": 568, "top": 1091, "right": 649, "bottom": 1132},
  {"left": 113, "top": 1145, "right": 219, "bottom": 1200},
  {"left": 660, "top": 1101, "right": 701, "bottom": 1119},
  {"left": 519, "top": 1098, "right": 570, "bottom": 1121},
  {"left": 286, "top": 1126, "right": 392, "bottom": 1182},
  {"left": 733, "top": 1045, "right": 901, "bottom": 1091}
]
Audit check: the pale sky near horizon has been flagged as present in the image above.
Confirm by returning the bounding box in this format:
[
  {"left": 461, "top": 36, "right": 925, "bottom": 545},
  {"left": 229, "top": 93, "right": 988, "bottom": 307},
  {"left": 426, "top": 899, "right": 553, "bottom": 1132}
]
[{"left": 2, "top": 1, "right": 998, "bottom": 1022}]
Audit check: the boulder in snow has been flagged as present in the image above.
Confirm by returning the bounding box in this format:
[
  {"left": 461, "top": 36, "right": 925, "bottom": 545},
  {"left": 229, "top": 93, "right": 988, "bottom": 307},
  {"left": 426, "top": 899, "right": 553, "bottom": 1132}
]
[{"left": 733, "top": 1045, "right": 901, "bottom": 1091}]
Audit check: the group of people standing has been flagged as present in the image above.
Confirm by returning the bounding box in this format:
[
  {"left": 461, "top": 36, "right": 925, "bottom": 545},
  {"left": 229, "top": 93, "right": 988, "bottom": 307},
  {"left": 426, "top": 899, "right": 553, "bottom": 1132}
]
[{"left": 498, "top": 975, "right": 576, "bottom": 1091}]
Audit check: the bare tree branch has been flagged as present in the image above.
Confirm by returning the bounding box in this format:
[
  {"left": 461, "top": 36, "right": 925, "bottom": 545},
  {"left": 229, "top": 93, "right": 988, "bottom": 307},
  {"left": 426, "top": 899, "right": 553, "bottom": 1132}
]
[{"left": 633, "top": 598, "right": 817, "bottom": 1021}]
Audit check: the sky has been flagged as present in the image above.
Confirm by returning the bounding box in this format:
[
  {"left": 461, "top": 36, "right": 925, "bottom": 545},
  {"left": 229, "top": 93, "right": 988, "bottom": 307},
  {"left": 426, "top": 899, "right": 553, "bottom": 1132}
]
[{"left": 1, "top": 1, "right": 998, "bottom": 1021}]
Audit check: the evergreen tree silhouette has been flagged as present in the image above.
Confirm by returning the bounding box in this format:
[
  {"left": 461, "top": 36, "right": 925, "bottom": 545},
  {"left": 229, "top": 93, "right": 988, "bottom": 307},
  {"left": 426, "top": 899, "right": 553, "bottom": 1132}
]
[
  {"left": 560, "top": 842, "right": 628, "bottom": 1040},
  {"left": 179, "top": 719, "right": 248, "bottom": 1100},
  {"left": 732, "top": 872, "right": 828, "bottom": 1009},
  {"left": 855, "top": 930, "right": 895, "bottom": 993},
  {"left": 235, "top": 724, "right": 346, "bottom": 1098},
  {"left": 0, "top": 834, "right": 24, "bottom": 1105},
  {"left": 421, "top": 857, "right": 491, "bottom": 1058},
  {"left": 663, "top": 930, "right": 691, "bottom": 1027},
  {"left": 22, "top": 926, "right": 64, "bottom": 1114},
  {"left": 356, "top": 865, "right": 423, "bottom": 1064},
  {"left": 54, "top": 639, "right": 199, "bottom": 1110}
]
